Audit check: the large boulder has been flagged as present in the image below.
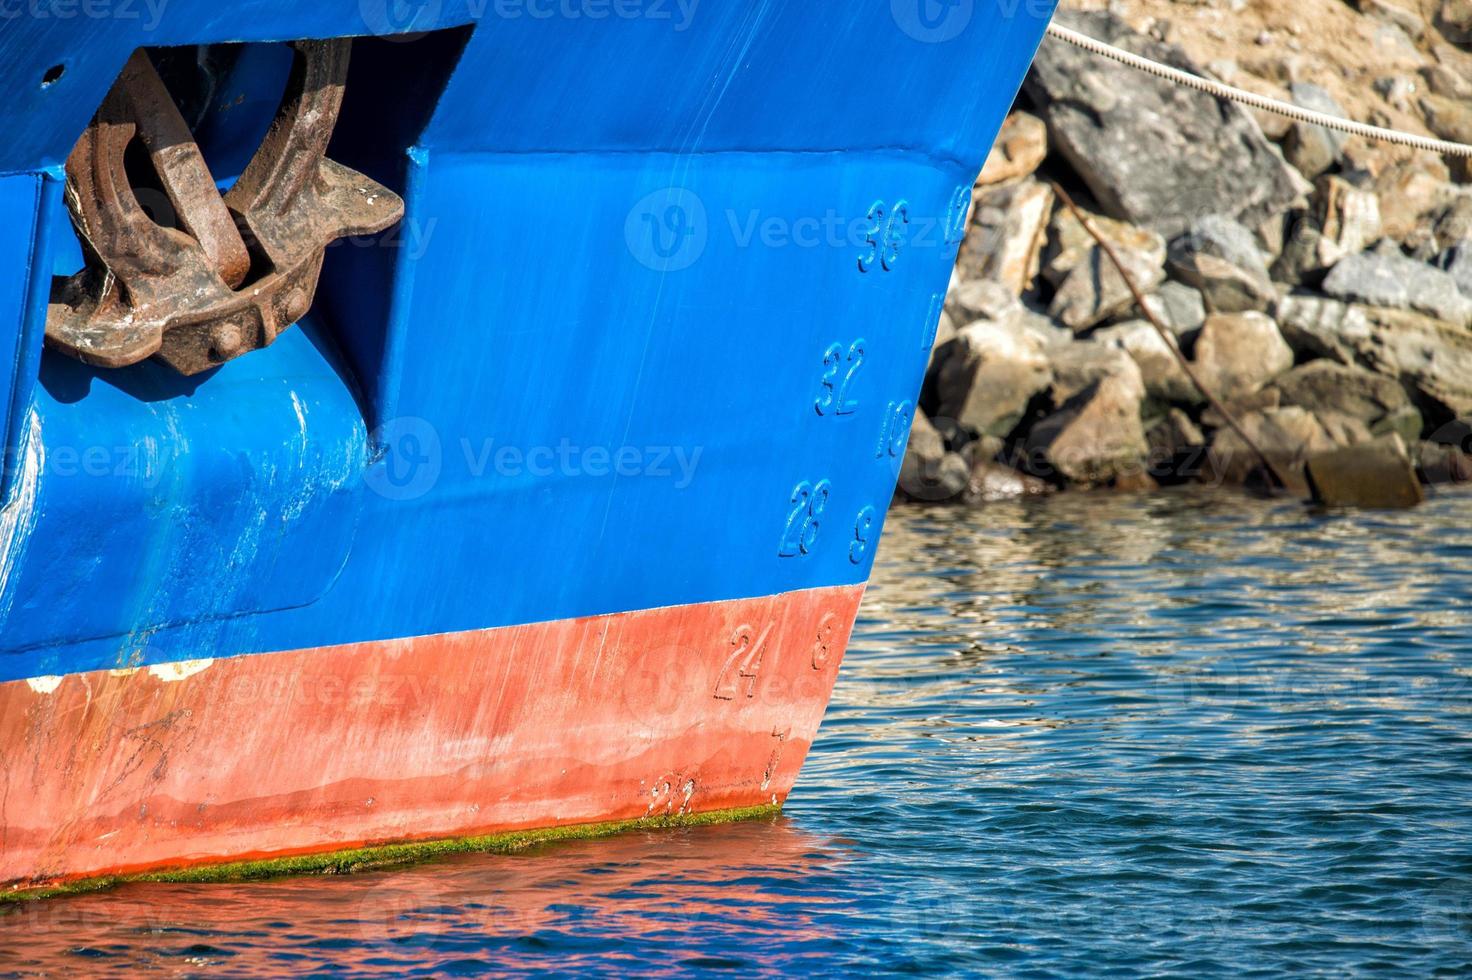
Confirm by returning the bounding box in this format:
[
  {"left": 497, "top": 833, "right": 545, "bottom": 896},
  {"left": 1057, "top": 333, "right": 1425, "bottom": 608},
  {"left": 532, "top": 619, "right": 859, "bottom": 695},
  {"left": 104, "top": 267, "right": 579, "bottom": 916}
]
[
  {"left": 1271, "top": 361, "right": 1420, "bottom": 439},
  {"left": 1193, "top": 312, "right": 1295, "bottom": 401},
  {"left": 1322, "top": 245, "right": 1472, "bottom": 326},
  {"left": 956, "top": 179, "right": 1055, "bottom": 296},
  {"left": 934, "top": 320, "right": 1053, "bottom": 438},
  {"left": 1206, "top": 407, "right": 1338, "bottom": 493},
  {"left": 1167, "top": 215, "right": 1276, "bottom": 314},
  {"left": 1044, "top": 208, "right": 1167, "bottom": 332},
  {"left": 1025, "top": 12, "right": 1303, "bottom": 239},
  {"left": 1025, "top": 374, "right": 1149, "bottom": 486},
  {"left": 1092, "top": 320, "right": 1199, "bottom": 405},
  {"left": 1048, "top": 340, "right": 1145, "bottom": 405},
  {"left": 1306, "top": 435, "right": 1425, "bottom": 510},
  {"left": 1278, "top": 295, "right": 1472, "bottom": 416}
]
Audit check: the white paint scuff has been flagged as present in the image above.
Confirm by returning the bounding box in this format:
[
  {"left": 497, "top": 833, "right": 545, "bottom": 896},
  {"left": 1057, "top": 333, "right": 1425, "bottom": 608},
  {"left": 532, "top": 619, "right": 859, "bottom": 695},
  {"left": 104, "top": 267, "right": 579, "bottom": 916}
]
[
  {"left": 0, "top": 411, "right": 44, "bottom": 622},
  {"left": 25, "top": 675, "right": 63, "bottom": 695},
  {"left": 147, "top": 659, "right": 214, "bottom": 682}
]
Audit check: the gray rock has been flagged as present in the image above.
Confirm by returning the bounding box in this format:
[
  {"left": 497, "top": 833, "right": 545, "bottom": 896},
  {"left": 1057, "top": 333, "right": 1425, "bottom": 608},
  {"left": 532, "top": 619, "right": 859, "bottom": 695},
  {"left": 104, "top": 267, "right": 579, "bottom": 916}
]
[
  {"left": 1356, "top": 0, "right": 1427, "bottom": 40},
  {"left": 1278, "top": 295, "right": 1472, "bottom": 416},
  {"left": 1206, "top": 407, "right": 1338, "bottom": 494},
  {"left": 1322, "top": 248, "right": 1472, "bottom": 326},
  {"left": 1025, "top": 12, "right": 1303, "bottom": 240},
  {"left": 1275, "top": 294, "right": 1372, "bottom": 363},
  {"left": 898, "top": 411, "right": 969, "bottom": 503},
  {"left": 1048, "top": 340, "right": 1146, "bottom": 405},
  {"left": 1193, "top": 312, "right": 1295, "bottom": 401},
  {"left": 1139, "top": 282, "right": 1208, "bottom": 335},
  {"left": 1306, "top": 435, "right": 1425, "bottom": 510},
  {"left": 1025, "top": 374, "right": 1149, "bottom": 486},
  {"left": 935, "top": 320, "right": 1054, "bottom": 438},
  {"left": 1167, "top": 215, "right": 1276, "bottom": 313},
  {"left": 1283, "top": 83, "right": 1350, "bottom": 180},
  {"left": 1048, "top": 234, "right": 1168, "bottom": 332},
  {"left": 966, "top": 460, "right": 1054, "bottom": 503},
  {"left": 1271, "top": 361, "right": 1417, "bottom": 433},
  {"left": 1148, "top": 407, "right": 1207, "bottom": 457},
  {"left": 1435, "top": 239, "right": 1472, "bottom": 297},
  {"left": 947, "top": 278, "right": 1016, "bottom": 323},
  {"left": 1416, "top": 441, "right": 1472, "bottom": 484}
]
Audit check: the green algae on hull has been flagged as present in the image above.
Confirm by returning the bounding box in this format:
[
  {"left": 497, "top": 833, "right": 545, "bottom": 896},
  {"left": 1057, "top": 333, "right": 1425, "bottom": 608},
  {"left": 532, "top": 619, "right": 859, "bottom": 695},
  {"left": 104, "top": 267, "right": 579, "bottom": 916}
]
[{"left": 1, "top": 804, "right": 783, "bottom": 904}]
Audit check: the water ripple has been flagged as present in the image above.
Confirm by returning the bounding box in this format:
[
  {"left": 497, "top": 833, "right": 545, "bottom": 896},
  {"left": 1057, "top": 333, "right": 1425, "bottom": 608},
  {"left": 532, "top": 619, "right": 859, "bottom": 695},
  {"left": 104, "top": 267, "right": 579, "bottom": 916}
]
[{"left": 3, "top": 489, "right": 1471, "bottom": 975}]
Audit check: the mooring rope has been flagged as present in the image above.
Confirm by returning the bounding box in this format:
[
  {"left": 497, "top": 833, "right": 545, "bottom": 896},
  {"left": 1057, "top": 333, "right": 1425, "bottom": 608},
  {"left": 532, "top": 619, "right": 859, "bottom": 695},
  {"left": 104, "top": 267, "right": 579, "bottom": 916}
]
[{"left": 1045, "top": 22, "right": 1472, "bottom": 158}]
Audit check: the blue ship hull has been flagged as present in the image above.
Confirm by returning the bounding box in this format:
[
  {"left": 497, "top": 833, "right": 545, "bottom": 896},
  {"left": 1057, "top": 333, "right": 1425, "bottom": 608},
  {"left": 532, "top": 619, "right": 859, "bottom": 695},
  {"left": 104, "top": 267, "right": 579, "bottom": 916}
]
[{"left": 0, "top": 0, "right": 1054, "bottom": 891}]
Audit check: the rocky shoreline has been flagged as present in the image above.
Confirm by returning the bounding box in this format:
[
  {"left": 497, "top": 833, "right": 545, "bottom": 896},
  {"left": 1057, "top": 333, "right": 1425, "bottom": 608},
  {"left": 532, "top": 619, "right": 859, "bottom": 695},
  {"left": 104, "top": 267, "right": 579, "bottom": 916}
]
[{"left": 902, "top": 6, "right": 1472, "bottom": 507}]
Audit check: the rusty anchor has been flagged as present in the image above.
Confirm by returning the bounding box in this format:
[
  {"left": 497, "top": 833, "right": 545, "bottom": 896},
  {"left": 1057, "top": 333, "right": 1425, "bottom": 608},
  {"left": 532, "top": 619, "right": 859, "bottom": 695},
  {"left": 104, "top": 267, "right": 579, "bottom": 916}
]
[{"left": 47, "top": 40, "right": 405, "bottom": 376}]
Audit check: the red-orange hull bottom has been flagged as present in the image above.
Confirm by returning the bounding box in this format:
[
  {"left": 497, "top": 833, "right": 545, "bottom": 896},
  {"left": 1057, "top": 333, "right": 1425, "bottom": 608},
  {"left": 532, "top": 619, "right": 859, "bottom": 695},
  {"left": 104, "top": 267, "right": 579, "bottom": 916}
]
[{"left": 1, "top": 586, "right": 862, "bottom": 894}]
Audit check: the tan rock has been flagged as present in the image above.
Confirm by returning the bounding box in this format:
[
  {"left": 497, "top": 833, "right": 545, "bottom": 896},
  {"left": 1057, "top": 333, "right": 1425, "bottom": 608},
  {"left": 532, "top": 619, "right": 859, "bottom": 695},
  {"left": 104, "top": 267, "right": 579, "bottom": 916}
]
[
  {"left": 1025, "top": 375, "right": 1149, "bottom": 486},
  {"left": 1093, "top": 320, "right": 1199, "bottom": 405},
  {"left": 1049, "top": 340, "right": 1146, "bottom": 405},
  {"left": 1306, "top": 435, "right": 1425, "bottom": 509},
  {"left": 935, "top": 321, "right": 1053, "bottom": 438},
  {"left": 1316, "top": 176, "right": 1383, "bottom": 268},
  {"left": 957, "top": 179, "right": 1054, "bottom": 295},
  {"left": 1045, "top": 209, "right": 1167, "bottom": 333},
  {"left": 1044, "top": 208, "right": 1163, "bottom": 284},
  {"left": 1206, "top": 407, "right": 1338, "bottom": 493},
  {"left": 1421, "top": 93, "right": 1472, "bottom": 145},
  {"left": 1193, "top": 312, "right": 1295, "bottom": 402},
  {"left": 977, "top": 112, "right": 1049, "bottom": 187}
]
